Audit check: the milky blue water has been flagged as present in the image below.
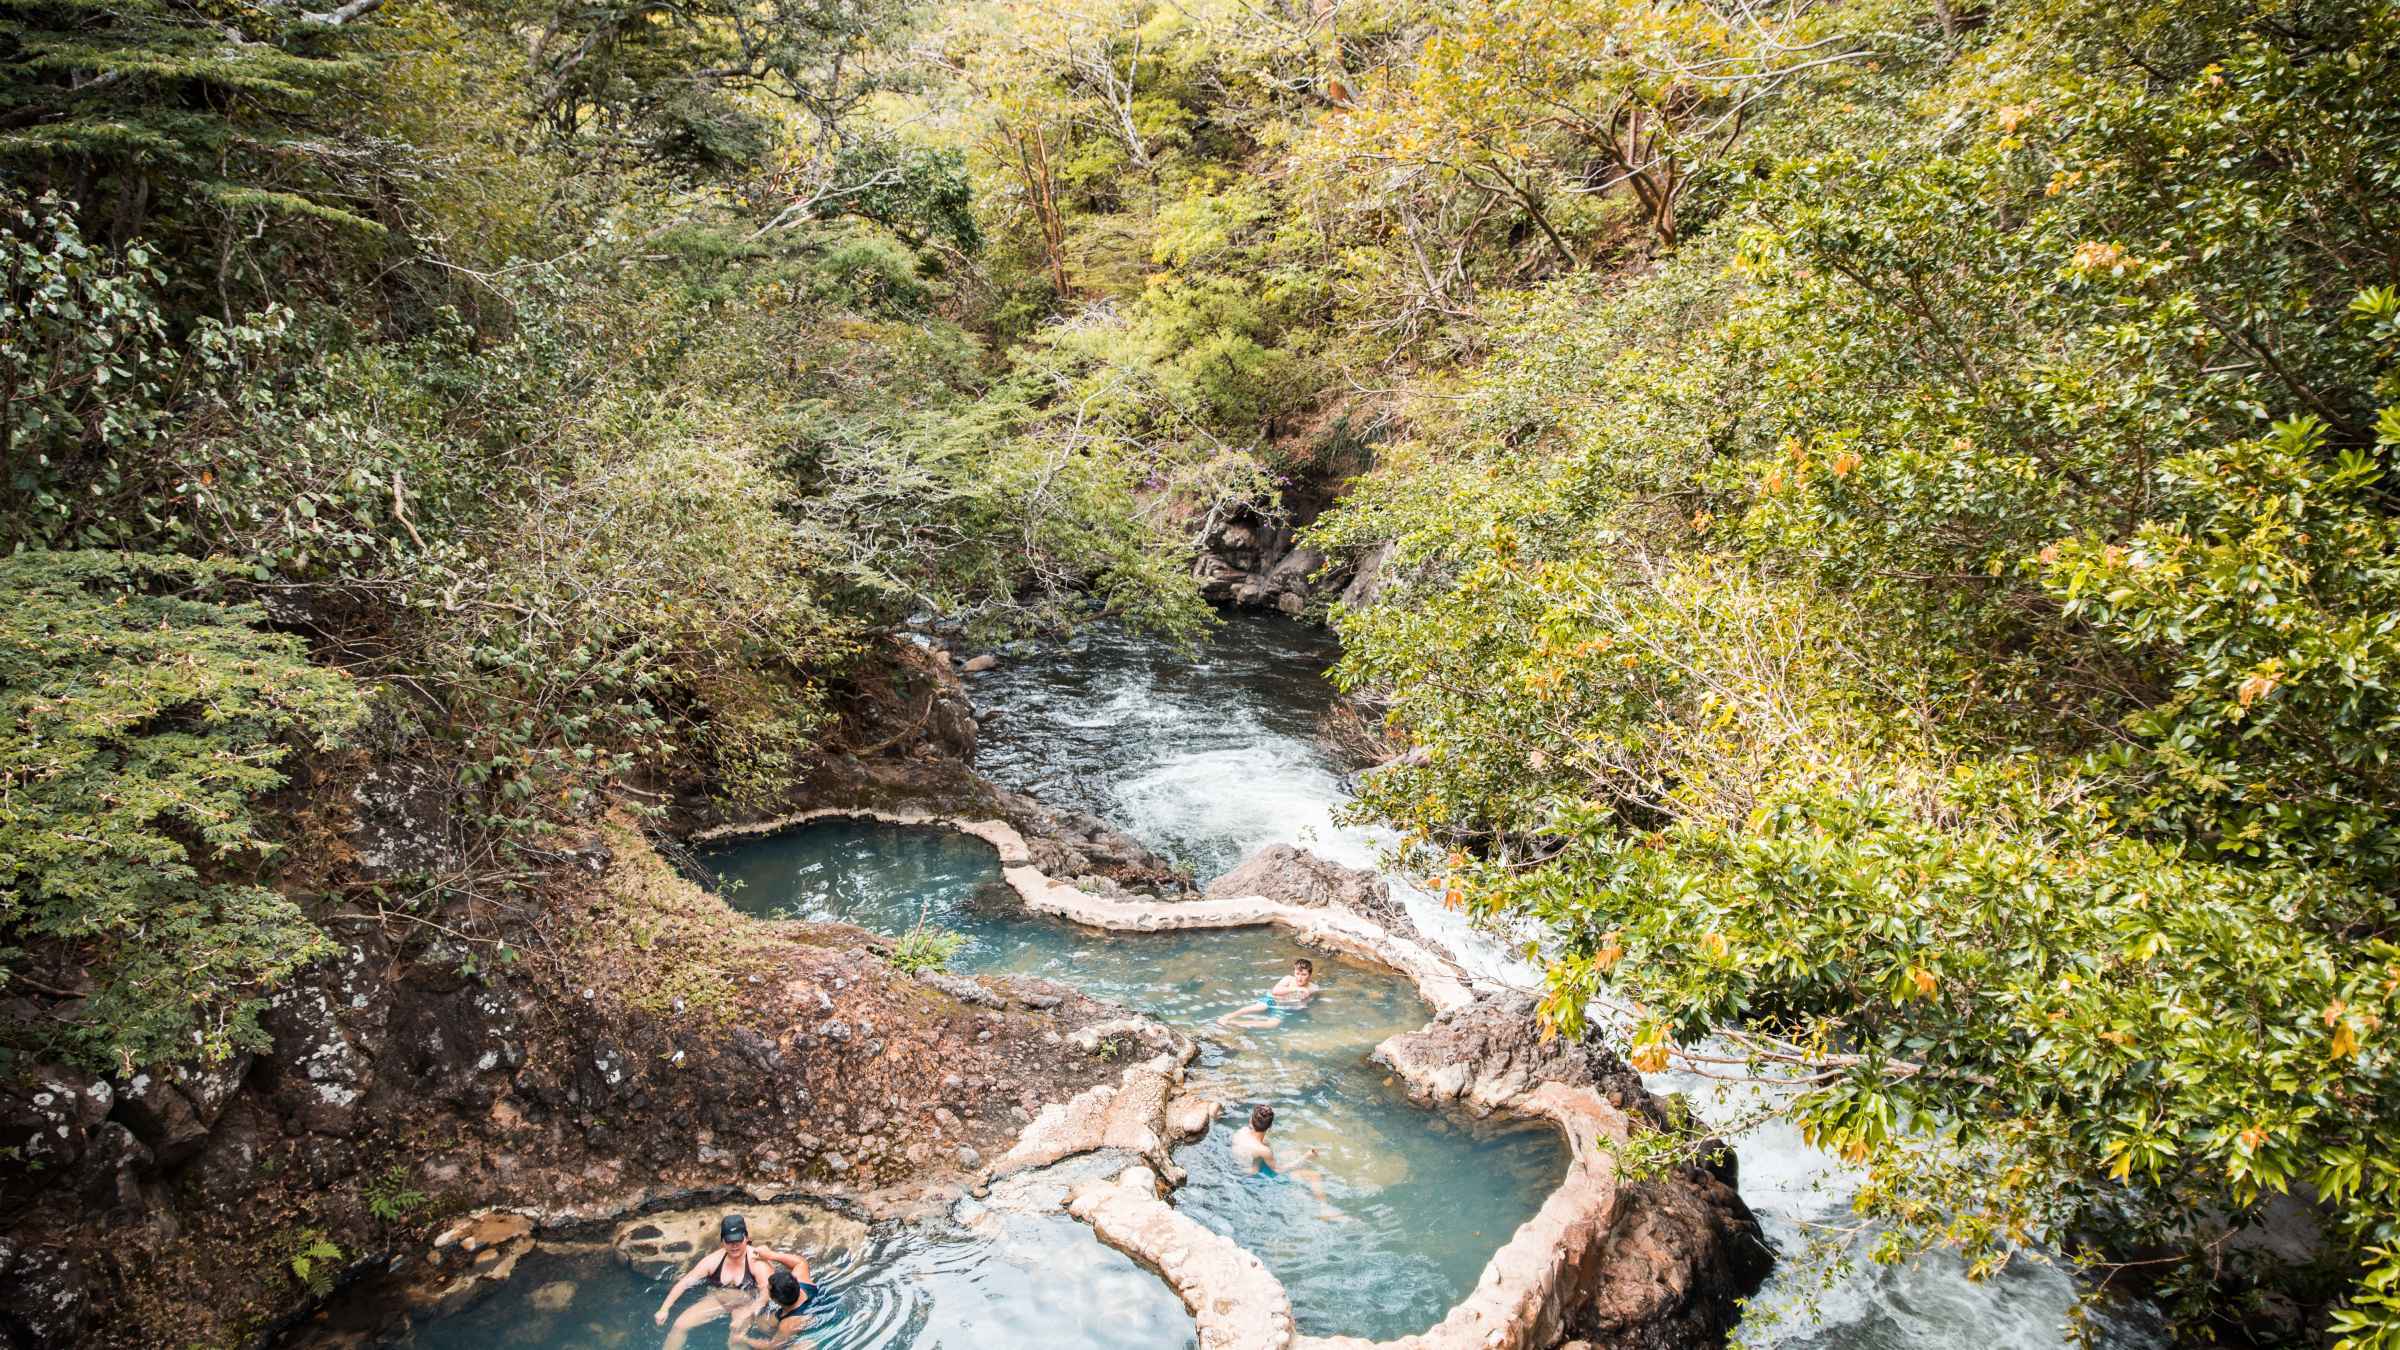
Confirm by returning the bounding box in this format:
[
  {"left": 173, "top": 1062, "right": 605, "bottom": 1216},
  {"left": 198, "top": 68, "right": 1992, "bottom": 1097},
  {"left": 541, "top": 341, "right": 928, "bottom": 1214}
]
[
  {"left": 392, "top": 1209, "right": 1197, "bottom": 1350},
  {"left": 322, "top": 609, "right": 2160, "bottom": 1350},
  {"left": 691, "top": 818, "right": 1568, "bottom": 1340}
]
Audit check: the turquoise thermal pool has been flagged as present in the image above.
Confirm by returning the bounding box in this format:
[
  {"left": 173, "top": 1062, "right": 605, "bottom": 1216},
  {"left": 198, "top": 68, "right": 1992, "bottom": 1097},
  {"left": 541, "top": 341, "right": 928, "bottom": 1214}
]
[{"left": 692, "top": 817, "right": 1569, "bottom": 1342}]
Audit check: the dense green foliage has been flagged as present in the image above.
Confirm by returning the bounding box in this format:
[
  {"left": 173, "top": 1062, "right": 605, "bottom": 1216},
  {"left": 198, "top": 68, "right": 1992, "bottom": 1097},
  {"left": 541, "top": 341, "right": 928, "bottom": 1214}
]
[
  {"left": 1299, "top": 0, "right": 2400, "bottom": 1341},
  {"left": 7, "top": 0, "right": 2398, "bottom": 1340},
  {"left": 0, "top": 0, "right": 1221, "bottom": 1082},
  {"left": 0, "top": 552, "right": 363, "bottom": 1071}
]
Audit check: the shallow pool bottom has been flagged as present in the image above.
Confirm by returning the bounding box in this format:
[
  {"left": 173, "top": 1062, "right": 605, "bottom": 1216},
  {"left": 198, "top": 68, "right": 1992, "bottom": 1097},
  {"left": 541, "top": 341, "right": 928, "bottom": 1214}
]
[{"left": 391, "top": 1206, "right": 1198, "bottom": 1350}]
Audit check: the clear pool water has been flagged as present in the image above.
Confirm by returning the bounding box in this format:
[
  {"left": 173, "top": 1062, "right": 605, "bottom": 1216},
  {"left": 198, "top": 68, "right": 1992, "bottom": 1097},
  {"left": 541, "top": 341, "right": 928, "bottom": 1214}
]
[
  {"left": 393, "top": 1207, "right": 1197, "bottom": 1350},
  {"left": 691, "top": 819, "right": 1569, "bottom": 1340}
]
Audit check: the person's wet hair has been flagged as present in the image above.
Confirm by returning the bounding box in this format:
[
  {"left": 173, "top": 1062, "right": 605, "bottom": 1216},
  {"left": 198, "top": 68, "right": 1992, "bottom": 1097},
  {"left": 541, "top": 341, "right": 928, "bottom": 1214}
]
[
  {"left": 768, "top": 1269, "right": 802, "bottom": 1309},
  {"left": 1250, "top": 1104, "right": 1274, "bottom": 1132},
  {"left": 1294, "top": 958, "right": 1313, "bottom": 975}
]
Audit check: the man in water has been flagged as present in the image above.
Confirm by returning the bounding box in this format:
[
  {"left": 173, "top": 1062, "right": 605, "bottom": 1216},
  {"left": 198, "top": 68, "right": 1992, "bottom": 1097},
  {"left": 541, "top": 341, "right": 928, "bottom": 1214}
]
[
  {"left": 1217, "top": 957, "right": 1319, "bottom": 1029},
  {"left": 654, "top": 1214, "right": 805, "bottom": 1349},
  {"left": 1230, "top": 1104, "right": 1343, "bottom": 1219},
  {"left": 740, "top": 1268, "right": 821, "bottom": 1349}
]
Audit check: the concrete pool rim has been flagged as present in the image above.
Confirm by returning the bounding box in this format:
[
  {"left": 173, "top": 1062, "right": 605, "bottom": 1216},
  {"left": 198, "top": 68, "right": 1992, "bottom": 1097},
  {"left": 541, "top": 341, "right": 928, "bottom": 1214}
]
[{"left": 693, "top": 807, "right": 1660, "bottom": 1350}]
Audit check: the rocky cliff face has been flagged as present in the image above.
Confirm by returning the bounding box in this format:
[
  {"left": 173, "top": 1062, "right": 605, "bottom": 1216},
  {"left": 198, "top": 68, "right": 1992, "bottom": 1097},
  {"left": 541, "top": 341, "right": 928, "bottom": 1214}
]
[{"left": 1191, "top": 509, "right": 1356, "bottom": 617}]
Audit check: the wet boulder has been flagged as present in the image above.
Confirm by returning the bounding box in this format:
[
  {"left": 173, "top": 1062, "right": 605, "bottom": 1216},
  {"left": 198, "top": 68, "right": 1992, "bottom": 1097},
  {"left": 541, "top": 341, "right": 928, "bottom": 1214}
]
[
  {"left": 1372, "top": 995, "right": 1772, "bottom": 1350},
  {"left": 1263, "top": 544, "right": 1342, "bottom": 615}
]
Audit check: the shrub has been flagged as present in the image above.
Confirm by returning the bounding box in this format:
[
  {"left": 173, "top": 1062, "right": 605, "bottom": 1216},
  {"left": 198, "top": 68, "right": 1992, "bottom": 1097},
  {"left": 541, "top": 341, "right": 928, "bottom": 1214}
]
[
  {"left": 0, "top": 553, "right": 365, "bottom": 1074},
  {"left": 886, "top": 908, "right": 966, "bottom": 975}
]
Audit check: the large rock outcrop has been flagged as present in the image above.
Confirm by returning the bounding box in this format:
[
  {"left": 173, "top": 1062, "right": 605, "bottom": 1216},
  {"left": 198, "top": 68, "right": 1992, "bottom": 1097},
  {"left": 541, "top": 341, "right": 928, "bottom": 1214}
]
[
  {"left": 1204, "top": 844, "right": 1428, "bottom": 948},
  {"left": 1194, "top": 511, "right": 1358, "bottom": 617},
  {"left": 1372, "top": 999, "right": 1772, "bottom": 1350}
]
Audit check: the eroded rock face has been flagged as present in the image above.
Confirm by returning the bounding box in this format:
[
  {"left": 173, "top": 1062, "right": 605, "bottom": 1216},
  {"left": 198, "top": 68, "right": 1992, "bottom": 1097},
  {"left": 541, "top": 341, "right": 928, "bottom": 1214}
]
[
  {"left": 1193, "top": 511, "right": 1356, "bottom": 618},
  {"left": 0, "top": 1237, "right": 95, "bottom": 1349},
  {"left": 113, "top": 1057, "right": 251, "bottom": 1167},
  {"left": 611, "top": 1203, "right": 867, "bottom": 1276},
  {"left": 1575, "top": 1170, "right": 1775, "bottom": 1350},
  {"left": 1204, "top": 845, "right": 1427, "bottom": 948},
  {"left": 257, "top": 932, "right": 394, "bottom": 1138},
  {"left": 0, "top": 1070, "right": 113, "bottom": 1175},
  {"left": 348, "top": 760, "right": 462, "bottom": 880},
  {"left": 0, "top": 1069, "right": 152, "bottom": 1217}
]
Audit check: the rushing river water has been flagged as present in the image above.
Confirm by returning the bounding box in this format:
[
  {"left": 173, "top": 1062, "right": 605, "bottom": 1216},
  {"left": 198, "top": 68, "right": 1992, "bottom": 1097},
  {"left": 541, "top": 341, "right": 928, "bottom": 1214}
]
[{"left": 967, "top": 613, "right": 2161, "bottom": 1350}]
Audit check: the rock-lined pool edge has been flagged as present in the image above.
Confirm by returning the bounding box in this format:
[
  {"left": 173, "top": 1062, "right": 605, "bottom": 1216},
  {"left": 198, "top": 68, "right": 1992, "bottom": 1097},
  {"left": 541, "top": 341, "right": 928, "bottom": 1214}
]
[{"left": 693, "top": 806, "right": 1768, "bottom": 1350}]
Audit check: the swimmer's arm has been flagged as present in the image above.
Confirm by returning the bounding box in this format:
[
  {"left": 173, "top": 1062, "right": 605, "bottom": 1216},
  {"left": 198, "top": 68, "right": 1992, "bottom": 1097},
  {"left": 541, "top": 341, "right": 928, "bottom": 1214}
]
[
  {"left": 758, "top": 1246, "right": 809, "bottom": 1277},
  {"left": 655, "top": 1256, "right": 710, "bottom": 1318}
]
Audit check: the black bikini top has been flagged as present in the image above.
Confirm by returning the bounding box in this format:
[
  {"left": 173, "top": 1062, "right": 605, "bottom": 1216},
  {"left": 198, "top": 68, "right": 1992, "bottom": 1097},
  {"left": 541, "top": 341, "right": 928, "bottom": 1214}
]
[{"left": 706, "top": 1248, "right": 761, "bottom": 1293}]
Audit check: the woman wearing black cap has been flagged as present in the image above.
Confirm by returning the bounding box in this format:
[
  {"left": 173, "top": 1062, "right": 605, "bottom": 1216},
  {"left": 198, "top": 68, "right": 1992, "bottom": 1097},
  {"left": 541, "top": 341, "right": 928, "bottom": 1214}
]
[{"left": 653, "top": 1214, "right": 777, "bottom": 1350}]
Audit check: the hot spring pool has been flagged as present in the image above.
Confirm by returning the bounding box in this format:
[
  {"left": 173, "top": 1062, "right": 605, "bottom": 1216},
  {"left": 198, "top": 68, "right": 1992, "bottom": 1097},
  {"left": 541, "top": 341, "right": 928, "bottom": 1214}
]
[
  {"left": 691, "top": 818, "right": 1568, "bottom": 1341},
  {"left": 391, "top": 1205, "right": 1197, "bottom": 1350}
]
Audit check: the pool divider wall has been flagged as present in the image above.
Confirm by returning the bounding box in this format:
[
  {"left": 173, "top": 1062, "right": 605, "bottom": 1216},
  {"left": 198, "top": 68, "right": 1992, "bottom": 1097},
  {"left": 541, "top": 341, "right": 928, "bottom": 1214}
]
[{"left": 697, "top": 807, "right": 1669, "bottom": 1350}]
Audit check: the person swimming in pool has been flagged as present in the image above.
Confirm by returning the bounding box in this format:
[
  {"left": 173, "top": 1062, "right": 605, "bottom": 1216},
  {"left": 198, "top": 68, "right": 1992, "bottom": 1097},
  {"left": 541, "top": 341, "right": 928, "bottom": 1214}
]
[
  {"left": 739, "top": 1268, "right": 821, "bottom": 1349},
  {"left": 1216, "top": 958, "right": 1318, "bottom": 1029},
  {"left": 655, "top": 1214, "right": 809, "bottom": 1350},
  {"left": 1230, "top": 1104, "right": 1343, "bottom": 1220}
]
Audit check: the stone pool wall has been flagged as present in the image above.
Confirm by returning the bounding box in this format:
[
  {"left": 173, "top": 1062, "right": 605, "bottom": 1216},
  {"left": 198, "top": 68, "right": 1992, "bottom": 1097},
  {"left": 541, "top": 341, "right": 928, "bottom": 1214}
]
[{"left": 698, "top": 807, "right": 1769, "bottom": 1350}]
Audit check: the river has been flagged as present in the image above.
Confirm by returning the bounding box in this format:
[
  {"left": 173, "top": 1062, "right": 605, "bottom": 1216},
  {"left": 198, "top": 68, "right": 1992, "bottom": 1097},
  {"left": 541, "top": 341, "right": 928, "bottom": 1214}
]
[{"left": 338, "top": 609, "right": 2157, "bottom": 1349}]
